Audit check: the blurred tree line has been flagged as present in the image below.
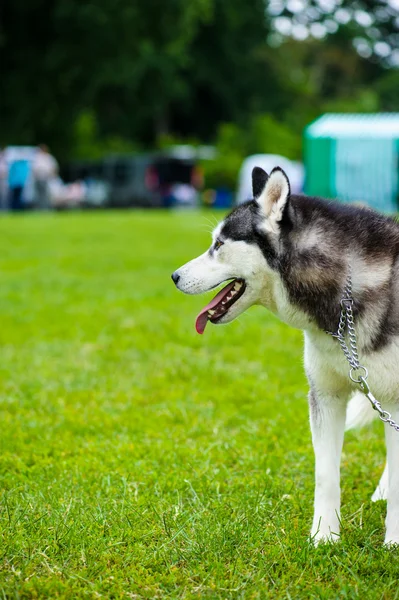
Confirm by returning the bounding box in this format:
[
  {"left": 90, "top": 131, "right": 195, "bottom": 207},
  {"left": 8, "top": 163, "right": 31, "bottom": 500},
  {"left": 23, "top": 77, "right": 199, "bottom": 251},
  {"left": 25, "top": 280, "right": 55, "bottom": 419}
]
[{"left": 1, "top": 0, "right": 398, "bottom": 184}]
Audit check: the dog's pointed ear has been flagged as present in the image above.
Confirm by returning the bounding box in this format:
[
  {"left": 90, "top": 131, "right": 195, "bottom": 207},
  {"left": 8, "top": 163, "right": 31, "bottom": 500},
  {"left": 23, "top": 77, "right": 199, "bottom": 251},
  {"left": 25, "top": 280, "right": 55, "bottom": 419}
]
[
  {"left": 255, "top": 167, "right": 290, "bottom": 232},
  {"left": 252, "top": 166, "right": 269, "bottom": 199}
]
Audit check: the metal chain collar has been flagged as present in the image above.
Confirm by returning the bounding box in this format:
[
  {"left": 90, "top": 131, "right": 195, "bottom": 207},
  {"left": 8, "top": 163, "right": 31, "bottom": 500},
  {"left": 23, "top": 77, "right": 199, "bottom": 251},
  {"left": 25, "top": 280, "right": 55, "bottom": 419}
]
[{"left": 327, "top": 275, "right": 399, "bottom": 432}]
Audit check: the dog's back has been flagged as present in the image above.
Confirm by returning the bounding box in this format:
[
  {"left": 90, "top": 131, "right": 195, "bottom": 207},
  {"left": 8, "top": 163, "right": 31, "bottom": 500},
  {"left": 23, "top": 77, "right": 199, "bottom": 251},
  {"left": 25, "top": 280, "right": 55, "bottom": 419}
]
[{"left": 279, "top": 194, "right": 399, "bottom": 353}]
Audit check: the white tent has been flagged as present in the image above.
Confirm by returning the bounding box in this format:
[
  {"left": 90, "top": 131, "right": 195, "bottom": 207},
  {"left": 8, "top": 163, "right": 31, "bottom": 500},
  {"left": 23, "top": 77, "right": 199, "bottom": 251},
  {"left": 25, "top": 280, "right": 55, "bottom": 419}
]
[{"left": 236, "top": 154, "right": 304, "bottom": 205}]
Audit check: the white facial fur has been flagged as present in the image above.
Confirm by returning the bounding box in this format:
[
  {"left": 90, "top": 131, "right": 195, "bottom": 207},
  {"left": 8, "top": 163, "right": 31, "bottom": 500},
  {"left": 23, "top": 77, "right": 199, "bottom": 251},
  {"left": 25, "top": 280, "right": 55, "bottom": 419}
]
[
  {"left": 174, "top": 224, "right": 275, "bottom": 324},
  {"left": 174, "top": 168, "right": 298, "bottom": 327}
]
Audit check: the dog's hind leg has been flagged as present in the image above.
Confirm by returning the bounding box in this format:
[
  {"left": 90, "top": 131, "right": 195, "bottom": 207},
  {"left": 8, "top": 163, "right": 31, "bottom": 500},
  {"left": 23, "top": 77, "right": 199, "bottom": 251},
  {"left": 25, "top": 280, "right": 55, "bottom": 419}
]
[
  {"left": 309, "top": 387, "right": 347, "bottom": 545},
  {"left": 384, "top": 407, "right": 399, "bottom": 546},
  {"left": 372, "top": 462, "right": 389, "bottom": 502}
]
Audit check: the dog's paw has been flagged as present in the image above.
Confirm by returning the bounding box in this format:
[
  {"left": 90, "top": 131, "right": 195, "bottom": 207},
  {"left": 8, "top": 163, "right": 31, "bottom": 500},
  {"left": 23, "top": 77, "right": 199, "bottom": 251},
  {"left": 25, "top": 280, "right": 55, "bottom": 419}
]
[
  {"left": 384, "top": 536, "right": 399, "bottom": 548},
  {"left": 371, "top": 466, "right": 389, "bottom": 502},
  {"left": 310, "top": 529, "right": 340, "bottom": 546},
  {"left": 310, "top": 514, "right": 341, "bottom": 546},
  {"left": 371, "top": 486, "right": 388, "bottom": 502}
]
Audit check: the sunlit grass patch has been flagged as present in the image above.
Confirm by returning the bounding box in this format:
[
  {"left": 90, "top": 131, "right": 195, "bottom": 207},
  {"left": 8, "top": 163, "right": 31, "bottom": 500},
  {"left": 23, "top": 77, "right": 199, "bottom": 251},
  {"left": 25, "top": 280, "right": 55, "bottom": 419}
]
[{"left": 0, "top": 211, "right": 394, "bottom": 599}]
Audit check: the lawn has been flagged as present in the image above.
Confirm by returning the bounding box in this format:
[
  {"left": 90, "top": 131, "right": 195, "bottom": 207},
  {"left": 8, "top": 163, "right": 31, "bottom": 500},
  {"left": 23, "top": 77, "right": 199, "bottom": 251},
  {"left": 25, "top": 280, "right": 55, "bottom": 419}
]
[{"left": 0, "top": 210, "right": 397, "bottom": 599}]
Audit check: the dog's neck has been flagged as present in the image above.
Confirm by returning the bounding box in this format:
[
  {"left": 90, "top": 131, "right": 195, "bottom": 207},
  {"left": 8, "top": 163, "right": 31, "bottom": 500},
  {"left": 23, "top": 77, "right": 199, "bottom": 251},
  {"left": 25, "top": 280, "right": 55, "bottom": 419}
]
[
  {"left": 258, "top": 272, "right": 321, "bottom": 332},
  {"left": 259, "top": 250, "right": 398, "bottom": 356}
]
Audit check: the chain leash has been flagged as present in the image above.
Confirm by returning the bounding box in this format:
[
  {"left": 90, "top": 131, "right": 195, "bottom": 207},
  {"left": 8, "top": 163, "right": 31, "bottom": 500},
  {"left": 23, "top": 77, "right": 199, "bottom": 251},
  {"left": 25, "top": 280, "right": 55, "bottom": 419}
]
[{"left": 326, "top": 275, "right": 399, "bottom": 432}]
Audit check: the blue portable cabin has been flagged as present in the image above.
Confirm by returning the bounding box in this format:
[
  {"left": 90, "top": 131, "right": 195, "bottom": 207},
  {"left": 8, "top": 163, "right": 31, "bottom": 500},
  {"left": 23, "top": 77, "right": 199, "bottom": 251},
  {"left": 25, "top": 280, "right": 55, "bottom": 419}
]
[{"left": 304, "top": 113, "right": 399, "bottom": 213}]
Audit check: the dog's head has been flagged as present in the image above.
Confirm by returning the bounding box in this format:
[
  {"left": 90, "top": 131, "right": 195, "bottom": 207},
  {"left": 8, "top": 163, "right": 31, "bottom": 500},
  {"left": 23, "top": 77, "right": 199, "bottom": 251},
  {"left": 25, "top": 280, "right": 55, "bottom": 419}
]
[{"left": 171, "top": 166, "right": 291, "bottom": 333}]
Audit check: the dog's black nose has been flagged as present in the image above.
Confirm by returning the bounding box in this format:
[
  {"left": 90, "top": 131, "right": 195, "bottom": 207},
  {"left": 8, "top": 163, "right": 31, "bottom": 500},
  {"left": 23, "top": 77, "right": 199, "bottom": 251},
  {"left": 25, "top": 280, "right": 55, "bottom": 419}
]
[{"left": 171, "top": 272, "right": 180, "bottom": 285}]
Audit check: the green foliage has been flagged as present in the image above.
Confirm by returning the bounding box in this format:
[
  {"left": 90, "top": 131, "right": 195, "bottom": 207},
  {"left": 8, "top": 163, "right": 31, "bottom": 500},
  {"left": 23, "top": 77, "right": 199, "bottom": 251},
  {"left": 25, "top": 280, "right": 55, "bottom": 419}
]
[
  {"left": 375, "top": 71, "right": 399, "bottom": 112},
  {"left": 202, "top": 123, "right": 244, "bottom": 189},
  {"left": 73, "top": 110, "right": 137, "bottom": 160},
  {"left": 203, "top": 114, "right": 301, "bottom": 190},
  {"left": 322, "top": 90, "right": 380, "bottom": 114},
  {"left": 0, "top": 211, "right": 395, "bottom": 598},
  {"left": 156, "top": 133, "right": 201, "bottom": 151},
  {"left": 0, "top": 0, "right": 397, "bottom": 161},
  {"left": 0, "top": 0, "right": 215, "bottom": 157},
  {"left": 250, "top": 114, "right": 302, "bottom": 159},
  {"left": 274, "top": 0, "right": 399, "bottom": 69}
]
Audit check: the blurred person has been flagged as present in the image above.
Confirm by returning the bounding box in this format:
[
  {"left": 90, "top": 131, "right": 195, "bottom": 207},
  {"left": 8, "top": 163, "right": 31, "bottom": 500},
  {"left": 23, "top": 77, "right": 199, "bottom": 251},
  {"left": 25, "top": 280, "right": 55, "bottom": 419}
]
[
  {"left": 32, "top": 144, "right": 58, "bottom": 209},
  {"left": 8, "top": 151, "right": 30, "bottom": 211},
  {"left": 0, "top": 148, "right": 8, "bottom": 210}
]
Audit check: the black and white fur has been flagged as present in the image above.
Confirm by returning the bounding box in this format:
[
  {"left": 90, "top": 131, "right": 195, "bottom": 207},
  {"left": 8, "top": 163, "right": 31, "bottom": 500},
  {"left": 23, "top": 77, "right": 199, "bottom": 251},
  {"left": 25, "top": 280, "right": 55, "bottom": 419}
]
[{"left": 172, "top": 166, "right": 399, "bottom": 546}]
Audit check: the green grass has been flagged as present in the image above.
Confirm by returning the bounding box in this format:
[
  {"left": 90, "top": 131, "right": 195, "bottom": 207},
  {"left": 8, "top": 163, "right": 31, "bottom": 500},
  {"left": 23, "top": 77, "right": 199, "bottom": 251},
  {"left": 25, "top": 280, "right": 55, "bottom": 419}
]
[{"left": 0, "top": 210, "right": 397, "bottom": 599}]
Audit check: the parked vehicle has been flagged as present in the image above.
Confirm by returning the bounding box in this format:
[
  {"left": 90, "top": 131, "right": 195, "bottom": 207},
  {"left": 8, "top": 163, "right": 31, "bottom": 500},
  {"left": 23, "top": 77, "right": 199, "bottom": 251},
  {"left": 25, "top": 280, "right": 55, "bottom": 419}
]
[{"left": 63, "top": 147, "right": 207, "bottom": 208}]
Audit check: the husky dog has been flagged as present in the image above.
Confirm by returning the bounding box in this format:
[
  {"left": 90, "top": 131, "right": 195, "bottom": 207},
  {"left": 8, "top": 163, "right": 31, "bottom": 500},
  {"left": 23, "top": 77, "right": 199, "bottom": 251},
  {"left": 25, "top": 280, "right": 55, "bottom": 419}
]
[{"left": 171, "top": 166, "right": 399, "bottom": 545}]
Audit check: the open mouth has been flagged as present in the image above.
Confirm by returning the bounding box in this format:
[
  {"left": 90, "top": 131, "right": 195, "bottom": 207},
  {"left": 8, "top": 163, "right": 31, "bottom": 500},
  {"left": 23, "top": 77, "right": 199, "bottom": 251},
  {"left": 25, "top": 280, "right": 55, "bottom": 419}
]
[{"left": 195, "top": 279, "right": 246, "bottom": 334}]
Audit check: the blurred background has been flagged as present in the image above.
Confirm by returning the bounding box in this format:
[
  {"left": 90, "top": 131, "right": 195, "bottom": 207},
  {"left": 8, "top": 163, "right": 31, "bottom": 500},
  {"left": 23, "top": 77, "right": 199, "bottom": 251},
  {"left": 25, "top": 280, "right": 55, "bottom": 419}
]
[
  {"left": 2, "top": 3, "right": 399, "bottom": 594},
  {"left": 1, "top": 0, "right": 399, "bottom": 212}
]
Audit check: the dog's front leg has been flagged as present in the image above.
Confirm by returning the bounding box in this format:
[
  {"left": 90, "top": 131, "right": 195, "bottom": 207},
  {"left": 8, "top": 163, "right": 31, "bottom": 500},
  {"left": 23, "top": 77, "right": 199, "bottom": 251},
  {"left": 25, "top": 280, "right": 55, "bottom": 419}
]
[
  {"left": 309, "top": 388, "right": 347, "bottom": 544},
  {"left": 384, "top": 405, "right": 399, "bottom": 546}
]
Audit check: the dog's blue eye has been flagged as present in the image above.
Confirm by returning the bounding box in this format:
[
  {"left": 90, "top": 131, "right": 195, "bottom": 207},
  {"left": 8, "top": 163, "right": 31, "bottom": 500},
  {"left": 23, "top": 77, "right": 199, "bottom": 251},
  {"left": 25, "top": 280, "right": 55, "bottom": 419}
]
[{"left": 214, "top": 239, "right": 224, "bottom": 250}]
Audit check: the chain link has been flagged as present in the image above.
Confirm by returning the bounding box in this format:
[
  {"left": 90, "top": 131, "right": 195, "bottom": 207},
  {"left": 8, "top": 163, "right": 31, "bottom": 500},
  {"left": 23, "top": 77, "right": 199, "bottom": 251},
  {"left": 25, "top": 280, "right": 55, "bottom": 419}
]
[
  {"left": 357, "top": 376, "right": 399, "bottom": 432},
  {"left": 327, "top": 275, "right": 399, "bottom": 432}
]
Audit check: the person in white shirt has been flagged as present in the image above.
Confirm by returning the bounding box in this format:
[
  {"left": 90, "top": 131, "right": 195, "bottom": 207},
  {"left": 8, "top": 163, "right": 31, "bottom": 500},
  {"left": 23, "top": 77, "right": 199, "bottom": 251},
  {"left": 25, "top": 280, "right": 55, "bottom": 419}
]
[{"left": 32, "top": 144, "right": 58, "bottom": 209}]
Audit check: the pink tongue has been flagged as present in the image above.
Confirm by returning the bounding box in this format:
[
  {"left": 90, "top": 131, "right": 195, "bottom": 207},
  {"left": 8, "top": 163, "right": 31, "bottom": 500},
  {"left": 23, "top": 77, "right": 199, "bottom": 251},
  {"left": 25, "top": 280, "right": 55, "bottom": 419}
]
[{"left": 195, "top": 281, "right": 236, "bottom": 334}]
